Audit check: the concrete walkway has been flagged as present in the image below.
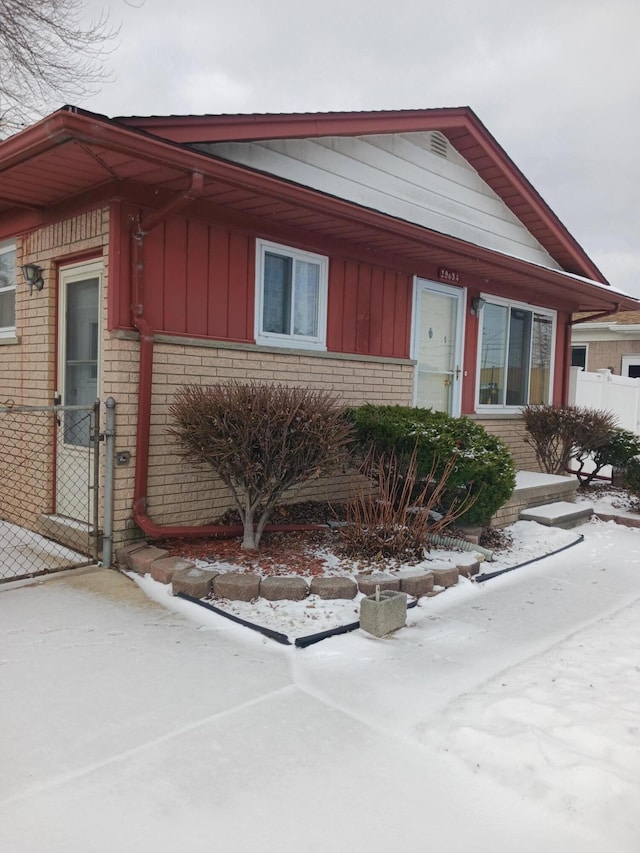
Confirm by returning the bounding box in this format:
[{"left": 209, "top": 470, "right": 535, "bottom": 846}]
[{"left": 1, "top": 522, "right": 639, "bottom": 853}]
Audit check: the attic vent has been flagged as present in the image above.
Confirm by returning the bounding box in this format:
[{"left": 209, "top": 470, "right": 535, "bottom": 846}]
[{"left": 430, "top": 131, "right": 449, "bottom": 158}]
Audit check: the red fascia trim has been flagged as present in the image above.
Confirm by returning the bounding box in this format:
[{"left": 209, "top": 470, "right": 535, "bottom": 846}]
[
  {"left": 113, "top": 106, "right": 607, "bottom": 284},
  {"left": 2, "top": 109, "right": 629, "bottom": 309}
]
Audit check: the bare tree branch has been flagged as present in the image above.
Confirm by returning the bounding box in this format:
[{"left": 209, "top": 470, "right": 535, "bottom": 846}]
[{"left": 0, "top": 0, "right": 118, "bottom": 136}]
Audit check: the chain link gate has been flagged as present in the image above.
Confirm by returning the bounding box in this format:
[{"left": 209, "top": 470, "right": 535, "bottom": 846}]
[{"left": 0, "top": 401, "right": 101, "bottom": 583}]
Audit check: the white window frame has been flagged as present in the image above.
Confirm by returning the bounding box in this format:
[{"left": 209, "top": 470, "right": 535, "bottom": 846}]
[
  {"left": 0, "top": 241, "right": 17, "bottom": 339},
  {"left": 255, "top": 239, "right": 328, "bottom": 350},
  {"left": 475, "top": 293, "right": 556, "bottom": 411}
]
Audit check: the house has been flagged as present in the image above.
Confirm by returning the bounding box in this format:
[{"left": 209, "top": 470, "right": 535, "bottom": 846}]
[
  {"left": 1, "top": 105, "right": 638, "bottom": 557},
  {"left": 571, "top": 310, "right": 640, "bottom": 376}
]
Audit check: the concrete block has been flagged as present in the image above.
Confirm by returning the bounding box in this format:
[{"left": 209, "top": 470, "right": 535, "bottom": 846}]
[
  {"left": 309, "top": 576, "right": 358, "bottom": 600},
  {"left": 260, "top": 576, "right": 309, "bottom": 601},
  {"left": 457, "top": 560, "right": 480, "bottom": 578},
  {"left": 150, "top": 557, "right": 196, "bottom": 585},
  {"left": 172, "top": 567, "right": 219, "bottom": 598},
  {"left": 360, "top": 591, "right": 407, "bottom": 637},
  {"left": 430, "top": 566, "right": 459, "bottom": 588},
  {"left": 128, "top": 546, "right": 169, "bottom": 575},
  {"left": 115, "top": 541, "right": 149, "bottom": 569},
  {"left": 356, "top": 573, "right": 400, "bottom": 596},
  {"left": 213, "top": 572, "right": 261, "bottom": 602},
  {"left": 399, "top": 573, "right": 434, "bottom": 597}
]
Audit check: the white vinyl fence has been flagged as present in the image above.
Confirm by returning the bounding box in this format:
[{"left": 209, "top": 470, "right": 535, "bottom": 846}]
[{"left": 568, "top": 366, "right": 640, "bottom": 434}]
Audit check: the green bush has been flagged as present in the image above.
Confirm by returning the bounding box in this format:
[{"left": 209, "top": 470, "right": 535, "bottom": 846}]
[
  {"left": 574, "top": 427, "right": 640, "bottom": 486},
  {"left": 345, "top": 405, "right": 516, "bottom": 525},
  {"left": 624, "top": 457, "right": 640, "bottom": 496}
]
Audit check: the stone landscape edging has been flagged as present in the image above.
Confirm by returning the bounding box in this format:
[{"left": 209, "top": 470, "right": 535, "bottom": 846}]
[{"left": 115, "top": 542, "right": 479, "bottom": 602}]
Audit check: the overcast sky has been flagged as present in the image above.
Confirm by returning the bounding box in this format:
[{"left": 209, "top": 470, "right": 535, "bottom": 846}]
[{"left": 80, "top": 0, "right": 640, "bottom": 295}]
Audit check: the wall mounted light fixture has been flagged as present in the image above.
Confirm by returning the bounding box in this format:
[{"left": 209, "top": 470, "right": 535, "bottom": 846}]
[
  {"left": 470, "top": 296, "right": 486, "bottom": 316},
  {"left": 21, "top": 263, "right": 44, "bottom": 295}
]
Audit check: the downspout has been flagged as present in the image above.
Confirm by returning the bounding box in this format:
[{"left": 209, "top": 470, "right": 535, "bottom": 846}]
[{"left": 130, "top": 173, "right": 326, "bottom": 540}]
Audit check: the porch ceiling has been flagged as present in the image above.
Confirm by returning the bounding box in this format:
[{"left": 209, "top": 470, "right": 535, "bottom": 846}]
[{"left": 0, "top": 108, "right": 637, "bottom": 316}]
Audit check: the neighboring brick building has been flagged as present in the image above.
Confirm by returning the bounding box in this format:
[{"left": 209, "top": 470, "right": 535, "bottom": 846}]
[
  {"left": 571, "top": 310, "right": 640, "bottom": 377},
  {"left": 1, "top": 106, "right": 637, "bottom": 551}
]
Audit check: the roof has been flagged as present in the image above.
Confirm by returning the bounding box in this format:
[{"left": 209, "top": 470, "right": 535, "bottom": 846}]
[
  {"left": 587, "top": 309, "right": 640, "bottom": 325},
  {"left": 115, "top": 107, "right": 605, "bottom": 282},
  {"left": 0, "top": 105, "right": 638, "bottom": 315}
]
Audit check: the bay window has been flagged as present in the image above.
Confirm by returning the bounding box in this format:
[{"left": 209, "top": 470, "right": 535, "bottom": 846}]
[{"left": 477, "top": 297, "right": 554, "bottom": 408}]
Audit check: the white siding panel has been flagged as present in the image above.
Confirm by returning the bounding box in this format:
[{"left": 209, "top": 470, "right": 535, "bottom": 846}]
[{"left": 199, "top": 132, "right": 561, "bottom": 270}]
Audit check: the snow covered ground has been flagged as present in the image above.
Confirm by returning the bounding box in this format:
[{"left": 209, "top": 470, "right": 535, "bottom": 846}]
[{"left": 1, "top": 517, "right": 639, "bottom": 852}]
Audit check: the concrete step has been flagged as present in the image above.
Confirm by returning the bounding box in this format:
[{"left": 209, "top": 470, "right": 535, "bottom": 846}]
[
  {"left": 519, "top": 501, "right": 593, "bottom": 529},
  {"left": 490, "top": 471, "right": 578, "bottom": 528}
]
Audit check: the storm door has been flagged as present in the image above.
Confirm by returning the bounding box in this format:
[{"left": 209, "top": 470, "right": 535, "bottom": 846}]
[
  {"left": 412, "top": 279, "right": 464, "bottom": 416},
  {"left": 56, "top": 260, "right": 101, "bottom": 521}
]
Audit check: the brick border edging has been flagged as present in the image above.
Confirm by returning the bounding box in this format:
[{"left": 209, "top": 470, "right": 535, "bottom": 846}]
[{"left": 116, "top": 543, "right": 474, "bottom": 602}]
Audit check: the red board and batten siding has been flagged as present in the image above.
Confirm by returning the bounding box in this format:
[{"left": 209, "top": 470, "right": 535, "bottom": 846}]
[
  {"left": 113, "top": 212, "right": 413, "bottom": 359},
  {"left": 110, "top": 207, "right": 570, "bottom": 404},
  {"left": 327, "top": 260, "right": 411, "bottom": 358}
]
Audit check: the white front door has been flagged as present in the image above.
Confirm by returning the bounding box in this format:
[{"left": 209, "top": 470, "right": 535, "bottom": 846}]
[
  {"left": 412, "top": 279, "right": 465, "bottom": 416},
  {"left": 56, "top": 260, "right": 101, "bottom": 521}
]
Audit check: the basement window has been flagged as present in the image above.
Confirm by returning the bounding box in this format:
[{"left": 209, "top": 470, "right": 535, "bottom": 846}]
[
  {"left": 0, "top": 242, "right": 16, "bottom": 338},
  {"left": 255, "top": 240, "right": 328, "bottom": 350}
]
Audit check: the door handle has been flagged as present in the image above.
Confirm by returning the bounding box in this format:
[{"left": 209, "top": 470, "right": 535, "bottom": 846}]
[{"left": 455, "top": 366, "right": 461, "bottom": 380}]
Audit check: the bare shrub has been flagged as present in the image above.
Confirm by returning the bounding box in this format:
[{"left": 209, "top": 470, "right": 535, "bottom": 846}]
[
  {"left": 169, "top": 382, "right": 354, "bottom": 550},
  {"left": 337, "top": 445, "right": 477, "bottom": 563},
  {"left": 522, "top": 404, "right": 617, "bottom": 475}
]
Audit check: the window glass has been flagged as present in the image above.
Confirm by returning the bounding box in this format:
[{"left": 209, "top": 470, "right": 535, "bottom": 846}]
[
  {"left": 506, "top": 308, "right": 532, "bottom": 405},
  {"left": 293, "top": 260, "right": 319, "bottom": 337},
  {"left": 64, "top": 277, "right": 99, "bottom": 447},
  {"left": 571, "top": 345, "right": 587, "bottom": 370},
  {"left": 257, "top": 241, "right": 327, "bottom": 348},
  {"left": 0, "top": 244, "right": 16, "bottom": 334},
  {"left": 478, "top": 300, "right": 554, "bottom": 407},
  {"left": 530, "top": 313, "right": 553, "bottom": 403},
  {"left": 479, "top": 303, "right": 507, "bottom": 405},
  {"left": 263, "top": 252, "right": 292, "bottom": 334}
]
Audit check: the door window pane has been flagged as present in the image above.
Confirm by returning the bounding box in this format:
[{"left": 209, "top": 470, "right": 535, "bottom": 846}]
[{"left": 64, "top": 278, "right": 99, "bottom": 446}]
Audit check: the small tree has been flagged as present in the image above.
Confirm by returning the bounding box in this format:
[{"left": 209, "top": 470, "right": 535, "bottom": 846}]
[
  {"left": 574, "top": 427, "right": 640, "bottom": 487},
  {"left": 522, "top": 404, "right": 617, "bottom": 475},
  {"left": 168, "top": 382, "right": 353, "bottom": 550}
]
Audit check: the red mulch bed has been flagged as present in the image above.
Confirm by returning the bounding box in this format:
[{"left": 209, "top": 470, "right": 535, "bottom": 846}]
[
  {"left": 157, "top": 502, "right": 344, "bottom": 577},
  {"left": 157, "top": 529, "right": 337, "bottom": 577}
]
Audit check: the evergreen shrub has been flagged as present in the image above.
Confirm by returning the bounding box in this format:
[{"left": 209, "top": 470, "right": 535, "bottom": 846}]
[{"left": 345, "top": 405, "right": 516, "bottom": 525}]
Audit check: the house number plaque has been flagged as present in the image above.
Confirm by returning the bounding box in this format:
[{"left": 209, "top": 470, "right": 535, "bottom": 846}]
[{"left": 438, "top": 267, "right": 461, "bottom": 283}]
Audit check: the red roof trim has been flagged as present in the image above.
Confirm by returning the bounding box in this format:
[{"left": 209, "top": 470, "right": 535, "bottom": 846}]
[
  {"left": 113, "top": 107, "right": 606, "bottom": 283},
  {"left": 0, "top": 107, "right": 625, "bottom": 310}
]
